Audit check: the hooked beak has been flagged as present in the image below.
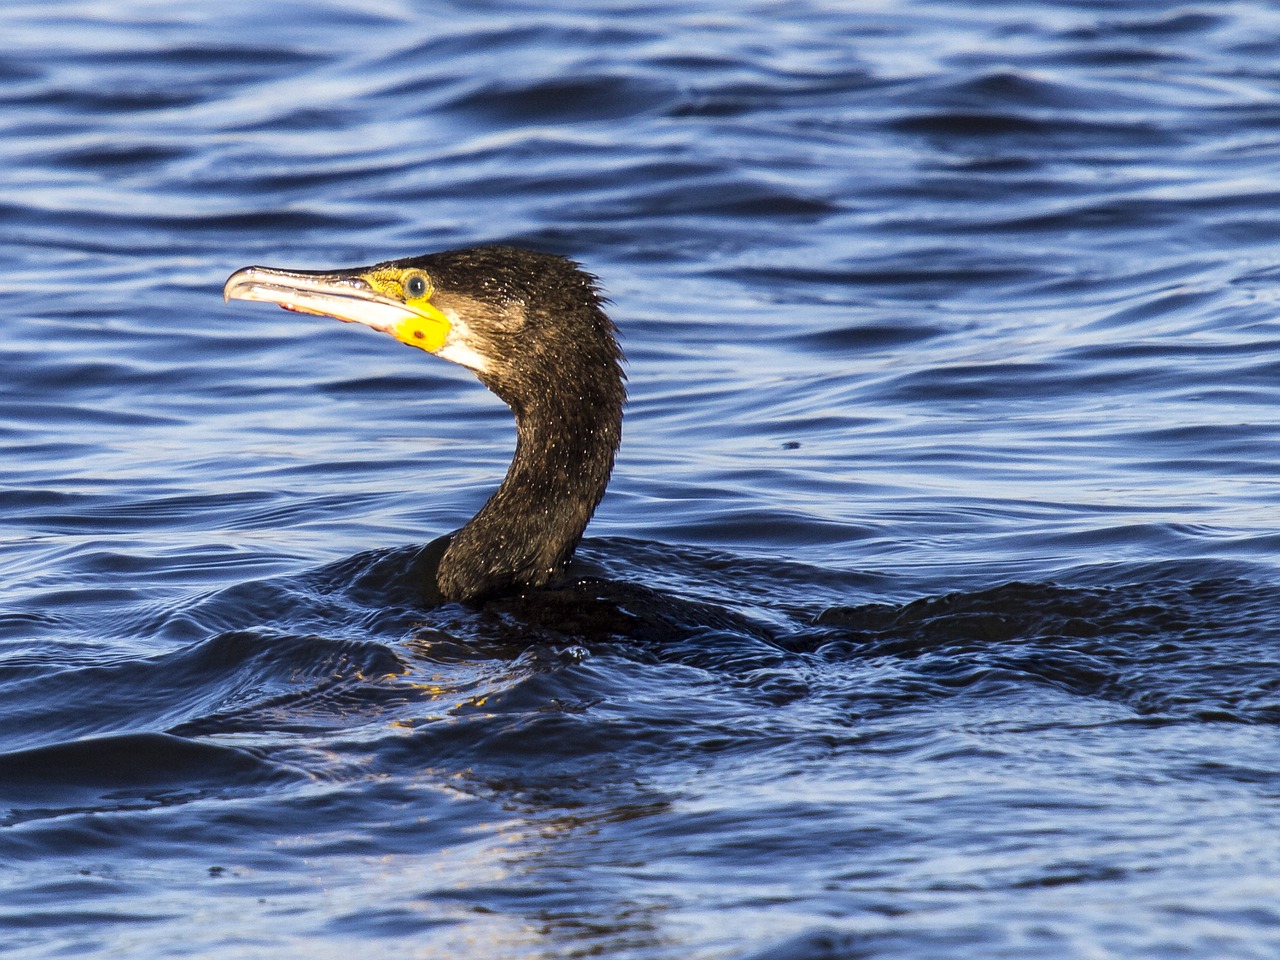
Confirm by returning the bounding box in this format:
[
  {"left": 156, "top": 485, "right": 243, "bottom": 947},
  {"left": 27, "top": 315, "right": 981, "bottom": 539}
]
[{"left": 223, "top": 265, "right": 451, "bottom": 352}]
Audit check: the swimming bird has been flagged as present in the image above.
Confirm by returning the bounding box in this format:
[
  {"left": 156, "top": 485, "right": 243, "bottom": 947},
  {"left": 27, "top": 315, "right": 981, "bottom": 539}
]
[{"left": 223, "top": 246, "right": 625, "bottom": 605}]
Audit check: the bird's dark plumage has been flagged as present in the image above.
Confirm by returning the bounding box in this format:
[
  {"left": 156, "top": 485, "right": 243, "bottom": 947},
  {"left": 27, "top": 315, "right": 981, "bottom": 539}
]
[{"left": 224, "top": 245, "right": 625, "bottom": 604}]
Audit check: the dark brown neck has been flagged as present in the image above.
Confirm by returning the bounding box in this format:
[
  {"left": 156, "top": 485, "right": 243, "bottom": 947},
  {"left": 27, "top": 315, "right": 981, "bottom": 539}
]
[{"left": 434, "top": 366, "right": 624, "bottom": 603}]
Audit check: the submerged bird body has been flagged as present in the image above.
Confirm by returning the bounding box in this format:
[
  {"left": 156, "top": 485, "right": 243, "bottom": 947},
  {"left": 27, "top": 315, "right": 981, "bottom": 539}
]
[{"left": 224, "top": 246, "right": 625, "bottom": 604}]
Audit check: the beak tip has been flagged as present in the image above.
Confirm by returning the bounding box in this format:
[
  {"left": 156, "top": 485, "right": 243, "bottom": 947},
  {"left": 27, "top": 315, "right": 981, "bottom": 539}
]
[{"left": 223, "top": 266, "right": 258, "bottom": 304}]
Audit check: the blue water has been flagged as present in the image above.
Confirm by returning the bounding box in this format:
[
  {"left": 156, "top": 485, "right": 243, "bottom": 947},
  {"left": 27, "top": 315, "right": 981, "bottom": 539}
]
[{"left": 4, "top": 1, "right": 1280, "bottom": 957}]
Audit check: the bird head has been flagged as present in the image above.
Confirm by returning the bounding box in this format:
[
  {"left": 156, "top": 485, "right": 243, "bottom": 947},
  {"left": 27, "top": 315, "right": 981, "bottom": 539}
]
[{"left": 224, "top": 245, "right": 621, "bottom": 412}]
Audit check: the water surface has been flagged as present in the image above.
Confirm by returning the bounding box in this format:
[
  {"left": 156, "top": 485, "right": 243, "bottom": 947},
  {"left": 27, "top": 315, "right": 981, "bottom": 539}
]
[{"left": 3, "top": 2, "right": 1280, "bottom": 957}]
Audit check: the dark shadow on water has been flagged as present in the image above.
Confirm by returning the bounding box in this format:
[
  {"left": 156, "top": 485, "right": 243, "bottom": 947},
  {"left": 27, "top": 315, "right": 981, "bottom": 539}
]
[
  {"left": 0, "top": 732, "right": 300, "bottom": 827},
  {"left": 4, "top": 535, "right": 1278, "bottom": 840}
]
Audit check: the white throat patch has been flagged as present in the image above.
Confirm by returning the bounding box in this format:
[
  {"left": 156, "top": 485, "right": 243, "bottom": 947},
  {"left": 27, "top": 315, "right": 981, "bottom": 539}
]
[{"left": 435, "top": 308, "right": 492, "bottom": 374}]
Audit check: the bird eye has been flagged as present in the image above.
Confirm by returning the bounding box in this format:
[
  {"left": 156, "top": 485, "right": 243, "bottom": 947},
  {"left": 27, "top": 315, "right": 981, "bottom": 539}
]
[{"left": 404, "top": 274, "right": 429, "bottom": 299}]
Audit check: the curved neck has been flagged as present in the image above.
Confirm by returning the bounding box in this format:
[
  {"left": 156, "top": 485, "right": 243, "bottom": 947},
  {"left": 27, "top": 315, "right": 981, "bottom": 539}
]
[{"left": 435, "top": 371, "right": 623, "bottom": 602}]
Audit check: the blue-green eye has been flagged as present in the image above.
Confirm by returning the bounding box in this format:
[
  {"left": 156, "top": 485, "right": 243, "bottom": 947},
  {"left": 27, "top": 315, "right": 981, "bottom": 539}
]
[{"left": 405, "top": 274, "right": 428, "bottom": 299}]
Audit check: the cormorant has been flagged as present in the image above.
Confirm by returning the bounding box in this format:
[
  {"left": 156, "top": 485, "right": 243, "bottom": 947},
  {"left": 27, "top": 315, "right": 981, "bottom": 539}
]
[{"left": 223, "top": 246, "right": 625, "bottom": 605}]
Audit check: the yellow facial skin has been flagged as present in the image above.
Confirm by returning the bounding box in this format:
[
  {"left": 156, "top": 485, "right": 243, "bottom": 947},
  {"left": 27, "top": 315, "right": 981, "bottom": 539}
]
[{"left": 360, "top": 267, "right": 452, "bottom": 352}]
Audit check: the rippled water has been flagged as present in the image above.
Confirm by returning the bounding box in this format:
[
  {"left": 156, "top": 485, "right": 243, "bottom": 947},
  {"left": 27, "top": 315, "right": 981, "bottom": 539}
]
[{"left": 5, "top": 1, "right": 1280, "bottom": 957}]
